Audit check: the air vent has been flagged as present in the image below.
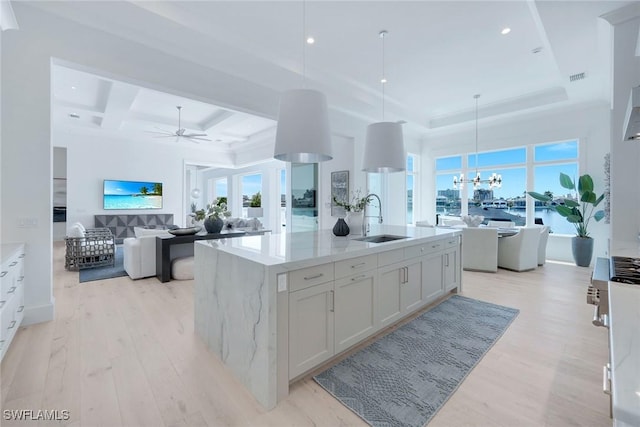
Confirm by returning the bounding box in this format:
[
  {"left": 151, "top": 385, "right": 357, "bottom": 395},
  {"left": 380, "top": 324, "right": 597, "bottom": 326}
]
[
  {"left": 569, "top": 72, "right": 586, "bottom": 82},
  {"left": 68, "top": 113, "right": 80, "bottom": 119}
]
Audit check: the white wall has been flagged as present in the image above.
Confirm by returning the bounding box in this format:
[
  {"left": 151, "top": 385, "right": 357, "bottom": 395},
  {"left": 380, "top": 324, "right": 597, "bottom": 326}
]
[
  {"left": 608, "top": 13, "right": 640, "bottom": 253},
  {"left": 54, "top": 132, "right": 233, "bottom": 230},
  {"left": 319, "top": 135, "right": 355, "bottom": 230},
  {"left": 420, "top": 103, "right": 611, "bottom": 263}
]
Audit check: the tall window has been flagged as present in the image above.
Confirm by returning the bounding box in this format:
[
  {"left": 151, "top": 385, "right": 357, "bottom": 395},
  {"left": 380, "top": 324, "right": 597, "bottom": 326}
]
[
  {"left": 280, "top": 169, "right": 287, "bottom": 228},
  {"left": 435, "top": 156, "right": 462, "bottom": 216},
  {"left": 241, "top": 173, "right": 262, "bottom": 217},
  {"left": 407, "top": 154, "right": 417, "bottom": 224},
  {"left": 214, "top": 178, "right": 227, "bottom": 199},
  {"left": 435, "top": 140, "right": 579, "bottom": 232},
  {"left": 533, "top": 141, "right": 578, "bottom": 234}
]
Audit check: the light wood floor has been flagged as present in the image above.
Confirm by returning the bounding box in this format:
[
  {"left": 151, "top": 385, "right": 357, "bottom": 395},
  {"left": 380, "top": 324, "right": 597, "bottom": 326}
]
[{"left": 0, "top": 242, "right": 611, "bottom": 426}]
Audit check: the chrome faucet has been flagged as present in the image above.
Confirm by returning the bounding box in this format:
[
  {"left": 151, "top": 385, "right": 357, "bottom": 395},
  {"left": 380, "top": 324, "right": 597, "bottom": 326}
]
[{"left": 362, "top": 193, "right": 383, "bottom": 236}]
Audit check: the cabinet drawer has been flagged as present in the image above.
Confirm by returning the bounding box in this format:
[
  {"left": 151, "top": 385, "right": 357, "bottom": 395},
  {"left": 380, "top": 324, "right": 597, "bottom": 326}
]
[
  {"left": 444, "top": 235, "right": 460, "bottom": 248},
  {"left": 377, "top": 248, "right": 404, "bottom": 267},
  {"left": 335, "top": 254, "right": 377, "bottom": 279},
  {"left": 289, "top": 263, "right": 334, "bottom": 292},
  {"left": 404, "top": 241, "right": 443, "bottom": 259}
]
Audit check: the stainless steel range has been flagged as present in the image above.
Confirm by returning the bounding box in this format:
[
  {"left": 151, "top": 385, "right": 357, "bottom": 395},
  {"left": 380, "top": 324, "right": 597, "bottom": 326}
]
[{"left": 588, "top": 256, "right": 640, "bottom": 327}]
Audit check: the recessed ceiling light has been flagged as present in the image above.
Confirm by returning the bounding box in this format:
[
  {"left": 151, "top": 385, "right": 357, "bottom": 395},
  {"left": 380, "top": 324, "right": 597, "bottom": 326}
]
[
  {"left": 306, "top": 37, "right": 315, "bottom": 44},
  {"left": 501, "top": 27, "right": 511, "bottom": 35},
  {"left": 380, "top": 77, "right": 387, "bottom": 84},
  {"left": 71, "top": 86, "right": 76, "bottom": 90}
]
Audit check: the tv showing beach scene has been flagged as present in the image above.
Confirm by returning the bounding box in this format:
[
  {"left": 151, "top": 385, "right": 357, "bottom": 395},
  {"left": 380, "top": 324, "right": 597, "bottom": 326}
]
[{"left": 103, "top": 180, "right": 163, "bottom": 210}]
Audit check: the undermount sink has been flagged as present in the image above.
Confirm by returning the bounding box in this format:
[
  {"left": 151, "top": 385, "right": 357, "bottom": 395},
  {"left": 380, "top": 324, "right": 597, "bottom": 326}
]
[{"left": 354, "top": 234, "right": 409, "bottom": 243}]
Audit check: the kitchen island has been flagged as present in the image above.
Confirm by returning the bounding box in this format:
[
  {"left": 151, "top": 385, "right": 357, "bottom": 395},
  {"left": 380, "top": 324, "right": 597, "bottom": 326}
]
[{"left": 194, "top": 225, "right": 462, "bottom": 409}]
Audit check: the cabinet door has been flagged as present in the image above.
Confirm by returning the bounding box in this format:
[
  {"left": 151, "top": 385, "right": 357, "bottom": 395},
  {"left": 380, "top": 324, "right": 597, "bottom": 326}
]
[
  {"left": 401, "top": 259, "right": 424, "bottom": 313},
  {"left": 377, "top": 264, "right": 403, "bottom": 328},
  {"left": 335, "top": 272, "right": 377, "bottom": 353},
  {"left": 422, "top": 252, "right": 444, "bottom": 303},
  {"left": 289, "top": 282, "right": 335, "bottom": 379},
  {"left": 443, "top": 247, "right": 459, "bottom": 291}
]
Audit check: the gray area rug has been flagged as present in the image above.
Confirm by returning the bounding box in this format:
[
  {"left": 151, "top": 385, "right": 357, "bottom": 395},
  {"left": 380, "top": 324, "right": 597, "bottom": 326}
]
[
  {"left": 79, "top": 245, "right": 126, "bottom": 283},
  {"left": 313, "top": 295, "right": 519, "bottom": 427}
]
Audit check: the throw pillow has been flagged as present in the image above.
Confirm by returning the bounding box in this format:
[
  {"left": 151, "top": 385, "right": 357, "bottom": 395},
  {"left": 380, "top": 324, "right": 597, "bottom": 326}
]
[{"left": 68, "top": 224, "right": 85, "bottom": 238}]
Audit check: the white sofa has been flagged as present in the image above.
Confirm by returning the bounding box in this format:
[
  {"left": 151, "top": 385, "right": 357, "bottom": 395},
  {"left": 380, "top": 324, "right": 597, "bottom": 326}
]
[{"left": 123, "top": 227, "right": 171, "bottom": 279}]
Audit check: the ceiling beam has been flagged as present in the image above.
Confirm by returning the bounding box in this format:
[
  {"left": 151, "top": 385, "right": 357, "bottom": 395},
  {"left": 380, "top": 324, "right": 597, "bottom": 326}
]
[
  {"left": 100, "top": 83, "right": 140, "bottom": 130},
  {"left": 201, "top": 110, "right": 235, "bottom": 132}
]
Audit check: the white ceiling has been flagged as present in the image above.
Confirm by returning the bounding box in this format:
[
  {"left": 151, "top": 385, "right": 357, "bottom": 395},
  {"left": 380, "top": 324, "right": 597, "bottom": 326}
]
[{"left": 40, "top": 1, "right": 635, "bottom": 151}]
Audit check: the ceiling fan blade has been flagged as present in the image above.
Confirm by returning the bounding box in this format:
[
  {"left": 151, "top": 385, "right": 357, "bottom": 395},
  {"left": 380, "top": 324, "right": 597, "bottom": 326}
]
[
  {"left": 187, "top": 136, "right": 211, "bottom": 142},
  {"left": 146, "top": 130, "right": 174, "bottom": 136},
  {"left": 183, "top": 133, "right": 208, "bottom": 137}
]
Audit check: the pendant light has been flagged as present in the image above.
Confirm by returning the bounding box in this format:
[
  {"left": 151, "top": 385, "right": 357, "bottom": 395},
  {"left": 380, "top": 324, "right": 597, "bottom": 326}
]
[
  {"left": 362, "top": 30, "right": 406, "bottom": 173},
  {"left": 453, "top": 94, "right": 502, "bottom": 189},
  {"left": 274, "top": 0, "right": 332, "bottom": 163}
]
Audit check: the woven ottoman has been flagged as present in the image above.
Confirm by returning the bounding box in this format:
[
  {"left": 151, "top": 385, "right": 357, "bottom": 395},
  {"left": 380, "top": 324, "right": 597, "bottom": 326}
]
[{"left": 171, "top": 256, "right": 194, "bottom": 280}]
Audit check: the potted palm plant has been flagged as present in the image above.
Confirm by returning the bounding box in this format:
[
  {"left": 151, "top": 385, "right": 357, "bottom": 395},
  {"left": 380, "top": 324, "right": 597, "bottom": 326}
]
[{"left": 528, "top": 173, "right": 604, "bottom": 266}]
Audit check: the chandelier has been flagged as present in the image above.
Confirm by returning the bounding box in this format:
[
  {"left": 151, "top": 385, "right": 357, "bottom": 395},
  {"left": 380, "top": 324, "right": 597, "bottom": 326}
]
[{"left": 453, "top": 94, "right": 502, "bottom": 190}]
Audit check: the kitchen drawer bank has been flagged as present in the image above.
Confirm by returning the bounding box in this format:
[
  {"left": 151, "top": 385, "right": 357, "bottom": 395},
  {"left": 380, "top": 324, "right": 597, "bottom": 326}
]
[
  {"left": 1, "top": 243, "right": 26, "bottom": 362},
  {"left": 194, "top": 226, "right": 461, "bottom": 409}
]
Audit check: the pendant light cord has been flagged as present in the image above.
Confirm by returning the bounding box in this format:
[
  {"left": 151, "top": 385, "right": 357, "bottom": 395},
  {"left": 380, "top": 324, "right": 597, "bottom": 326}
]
[
  {"left": 302, "top": 0, "right": 306, "bottom": 87},
  {"left": 381, "top": 31, "right": 385, "bottom": 121},
  {"left": 474, "top": 94, "right": 480, "bottom": 177}
]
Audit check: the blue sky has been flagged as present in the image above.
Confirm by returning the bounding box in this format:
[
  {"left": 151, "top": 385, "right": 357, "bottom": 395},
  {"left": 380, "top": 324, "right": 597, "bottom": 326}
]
[
  {"left": 241, "top": 174, "right": 262, "bottom": 197},
  {"left": 104, "top": 180, "right": 160, "bottom": 195}
]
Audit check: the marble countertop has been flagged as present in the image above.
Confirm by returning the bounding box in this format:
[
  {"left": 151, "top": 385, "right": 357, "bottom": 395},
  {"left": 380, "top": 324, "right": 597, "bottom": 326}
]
[
  {"left": 608, "top": 281, "right": 640, "bottom": 427},
  {"left": 1, "top": 243, "right": 24, "bottom": 264},
  {"left": 195, "top": 225, "right": 460, "bottom": 269}
]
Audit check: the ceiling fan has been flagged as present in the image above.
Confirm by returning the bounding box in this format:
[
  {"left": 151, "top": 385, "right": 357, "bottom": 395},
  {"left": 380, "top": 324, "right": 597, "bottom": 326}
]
[{"left": 147, "top": 106, "right": 211, "bottom": 142}]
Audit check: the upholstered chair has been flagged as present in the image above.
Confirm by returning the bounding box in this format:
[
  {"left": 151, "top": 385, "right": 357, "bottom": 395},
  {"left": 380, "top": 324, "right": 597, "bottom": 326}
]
[
  {"left": 487, "top": 220, "right": 515, "bottom": 228},
  {"left": 538, "top": 225, "right": 551, "bottom": 266},
  {"left": 497, "top": 226, "right": 541, "bottom": 272},
  {"left": 462, "top": 227, "right": 498, "bottom": 272}
]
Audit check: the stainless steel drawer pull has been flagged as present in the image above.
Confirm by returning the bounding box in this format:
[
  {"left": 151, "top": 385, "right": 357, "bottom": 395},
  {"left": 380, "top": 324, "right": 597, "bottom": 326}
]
[
  {"left": 8, "top": 320, "right": 16, "bottom": 330},
  {"left": 17, "top": 306, "right": 24, "bottom": 313},
  {"left": 9, "top": 262, "right": 17, "bottom": 267},
  {"left": 329, "top": 290, "right": 335, "bottom": 312},
  {"left": 7, "top": 287, "right": 16, "bottom": 294},
  {"left": 351, "top": 274, "right": 367, "bottom": 282},
  {"left": 303, "top": 273, "right": 324, "bottom": 280},
  {"left": 351, "top": 262, "right": 366, "bottom": 269},
  {"left": 18, "top": 254, "right": 25, "bottom": 258},
  {"left": 432, "top": 244, "right": 440, "bottom": 249},
  {"left": 602, "top": 364, "right": 611, "bottom": 395},
  {"left": 17, "top": 276, "right": 24, "bottom": 282},
  {"left": 0, "top": 271, "right": 7, "bottom": 278}
]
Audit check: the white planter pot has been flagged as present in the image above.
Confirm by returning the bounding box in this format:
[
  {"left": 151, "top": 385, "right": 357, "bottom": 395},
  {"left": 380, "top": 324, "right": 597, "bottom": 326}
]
[{"left": 346, "top": 211, "right": 364, "bottom": 235}]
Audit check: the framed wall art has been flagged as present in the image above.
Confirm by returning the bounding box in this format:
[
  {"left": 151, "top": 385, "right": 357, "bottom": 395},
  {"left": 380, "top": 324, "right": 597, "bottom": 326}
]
[{"left": 331, "top": 170, "right": 349, "bottom": 217}]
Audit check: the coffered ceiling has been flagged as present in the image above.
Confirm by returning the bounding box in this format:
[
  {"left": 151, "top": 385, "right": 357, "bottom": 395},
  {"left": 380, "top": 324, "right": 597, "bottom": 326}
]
[{"left": 35, "top": 1, "right": 636, "bottom": 150}]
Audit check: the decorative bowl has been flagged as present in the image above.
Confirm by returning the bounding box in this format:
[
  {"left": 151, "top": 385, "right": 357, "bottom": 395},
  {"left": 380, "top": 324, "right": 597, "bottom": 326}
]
[{"left": 168, "top": 226, "right": 202, "bottom": 236}]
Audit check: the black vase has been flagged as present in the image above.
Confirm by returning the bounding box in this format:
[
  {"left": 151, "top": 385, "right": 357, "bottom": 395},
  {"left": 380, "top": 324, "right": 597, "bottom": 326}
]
[
  {"left": 204, "top": 216, "right": 224, "bottom": 234},
  {"left": 333, "top": 218, "right": 350, "bottom": 236}
]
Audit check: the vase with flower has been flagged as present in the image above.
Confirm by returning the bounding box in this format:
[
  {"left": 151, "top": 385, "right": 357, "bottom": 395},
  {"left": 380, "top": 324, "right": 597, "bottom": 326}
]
[
  {"left": 332, "top": 190, "right": 373, "bottom": 235},
  {"left": 203, "top": 198, "right": 232, "bottom": 234}
]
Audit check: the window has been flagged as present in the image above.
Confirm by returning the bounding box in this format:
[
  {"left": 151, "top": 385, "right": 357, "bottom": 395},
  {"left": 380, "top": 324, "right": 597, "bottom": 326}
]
[
  {"left": 241, "top": 173, "right": 262, "bottom": 217},
  {"left": 435, "top": 156, "right": 462, "bottom": 216},
  {"left": 214, "top": 178, "right": 227, "bottom": 199},
  {"left": 407, "top": 154, "right": 417, "bottom": 224},
  {"left": 280, "top": 169, "right": 287, "bottom": 228},
  {"left": 434, "top": 140, "right": 579, "bottom": 233},
  {"left": 532, "top": 141, "right": 578, "bottom": 234}
]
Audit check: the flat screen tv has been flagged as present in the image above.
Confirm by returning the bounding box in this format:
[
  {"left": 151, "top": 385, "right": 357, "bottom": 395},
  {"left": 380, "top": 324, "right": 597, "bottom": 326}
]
[{"left": 103, "top": 179, "right": 163, "bottom": 210}]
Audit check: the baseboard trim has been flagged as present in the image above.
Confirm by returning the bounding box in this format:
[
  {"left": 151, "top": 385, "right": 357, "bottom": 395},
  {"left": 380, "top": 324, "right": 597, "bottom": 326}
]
[{"left": 23, "top": 299, "right": 55, "bottom": 325}]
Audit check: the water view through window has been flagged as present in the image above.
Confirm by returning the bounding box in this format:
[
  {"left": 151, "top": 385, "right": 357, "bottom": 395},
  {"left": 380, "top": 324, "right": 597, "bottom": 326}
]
[{"left": 436, "top": 141, "right": 579, "bottom": 234}]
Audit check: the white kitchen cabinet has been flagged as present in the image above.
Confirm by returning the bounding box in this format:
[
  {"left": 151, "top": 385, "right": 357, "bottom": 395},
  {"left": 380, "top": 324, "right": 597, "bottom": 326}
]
[
  {"left": 334, "top": 270, "right": 377, "bottom": 353},
  {"left": 377, "top": 264, "right": 403, "bottom": 328},
  {"left": 288, "top": 281, "right": 335, "bottom": 379},
  {"left": 0, "top": 244, "right": 25, "bottom": 362},
  {"left": 422, "top": 251, "right": 444, "bottom": 302},
  {"left": 443, "top": 247, "right": 459, "bottom": 291}
]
